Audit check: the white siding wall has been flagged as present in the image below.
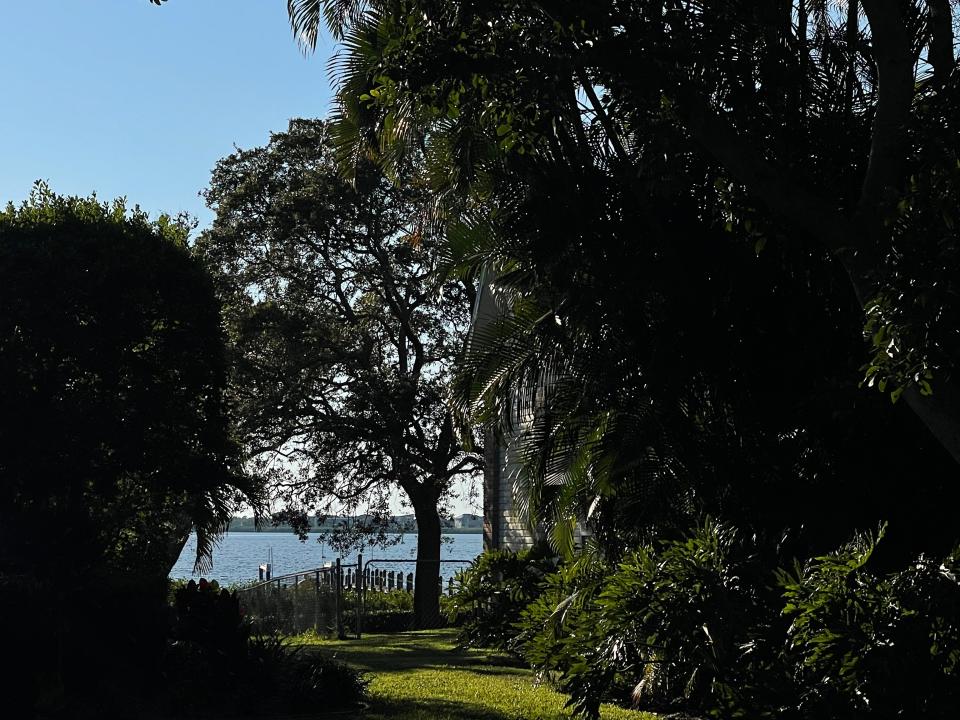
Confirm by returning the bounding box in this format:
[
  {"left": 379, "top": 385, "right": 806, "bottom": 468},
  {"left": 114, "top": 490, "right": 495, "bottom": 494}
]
[
  {"left": 498, "top": 437, "right": 536, "bottom": 550},
  {"left": 474, "top": 274, "right": 537, "bottom": 551}
]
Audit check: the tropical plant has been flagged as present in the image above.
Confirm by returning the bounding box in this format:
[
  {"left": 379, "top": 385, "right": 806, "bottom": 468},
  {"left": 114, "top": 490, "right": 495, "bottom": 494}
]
[
  {"left": 517, "top": 521, "right": 960, "bottom": 719},
  {"left": 445, "top": 545, "right": 559, "bottom": 650},
  {"left": 779, "top": 526, "right": 960, "bottom": 719},
  {"left": 520, "top": 521, "right": 789, "bottom": 718},
  {"left": 517, "top": 552, "right": 616, "bottom": 715},
  {"left": 286, "top": 2, "right": 960, "bottom": 552}
]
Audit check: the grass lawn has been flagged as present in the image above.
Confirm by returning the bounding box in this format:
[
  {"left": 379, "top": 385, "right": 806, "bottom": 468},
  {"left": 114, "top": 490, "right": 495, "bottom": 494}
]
[{"left": 296, "top": 629, "right": 655, "bottom": 720}]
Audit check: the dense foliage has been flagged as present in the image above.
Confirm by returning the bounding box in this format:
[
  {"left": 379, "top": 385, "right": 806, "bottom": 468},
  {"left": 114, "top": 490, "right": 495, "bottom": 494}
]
[
  {"left": 445, "top": 546, "right": 559, "bottom": 650},
  {"left": 517, "top": 523, "right": 782, "bottom": 717},
  {"left": 283, "top": 1, "right": 960, "bottom": 567},
  {"left": 0, "top": 185, "right": 256, "bottom": 579},
  {"left": 285, "top": 3, "right": 960, "bottom": 714},
  {"left": 0, "top": 186, "right": 260, "bottom": 716},
  {"left": 780, "top": 527, "right": 960, "bottom": 719},
  {"left": 508, "top": 522, "right": 960, "bottom": 719}
]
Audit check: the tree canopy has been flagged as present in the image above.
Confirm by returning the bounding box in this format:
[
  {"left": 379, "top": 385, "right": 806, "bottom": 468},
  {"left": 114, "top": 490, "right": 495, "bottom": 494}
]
[{"left": 197, "top": 119, "right": 481, "bottom": 625}]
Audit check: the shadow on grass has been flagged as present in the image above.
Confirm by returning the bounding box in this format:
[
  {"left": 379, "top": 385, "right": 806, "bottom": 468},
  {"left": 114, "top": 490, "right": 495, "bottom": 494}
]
[
  {"left": 318, "top": 631, "right": 502, "bottom": 674},
  {"left": 457, "top": 664, "right": 530, "bottom": 678},
  {"left": 363, "top": 696, "right": 520, "bottom": 720}
]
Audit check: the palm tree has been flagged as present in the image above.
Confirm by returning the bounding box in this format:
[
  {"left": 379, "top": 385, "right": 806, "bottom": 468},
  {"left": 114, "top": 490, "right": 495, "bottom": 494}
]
[{"left": 289, "top": 0, "right": 960, "bottom": 556}]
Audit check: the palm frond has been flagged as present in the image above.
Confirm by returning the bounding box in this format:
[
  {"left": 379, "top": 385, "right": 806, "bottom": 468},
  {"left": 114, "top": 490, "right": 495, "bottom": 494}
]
[{"left": 288, "top": 0, "right": 323, "bottom": 53}]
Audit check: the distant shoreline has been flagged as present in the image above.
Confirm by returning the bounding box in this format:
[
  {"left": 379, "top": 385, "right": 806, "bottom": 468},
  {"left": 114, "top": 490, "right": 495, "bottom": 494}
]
[{"left": 224, "top": 526, "right": 483, "bottom": 535}]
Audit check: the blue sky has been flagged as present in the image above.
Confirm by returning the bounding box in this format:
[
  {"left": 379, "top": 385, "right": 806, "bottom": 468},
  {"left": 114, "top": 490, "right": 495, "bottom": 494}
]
[
  {"left": 0, "top": 0, "right": 333, "bottom": 230},
  {"left": 0, "top": 1, "right": 481, "bottom": 517}
]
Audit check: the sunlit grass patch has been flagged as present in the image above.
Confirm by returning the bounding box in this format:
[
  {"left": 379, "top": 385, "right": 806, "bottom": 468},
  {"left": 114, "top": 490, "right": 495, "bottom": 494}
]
[{"left": 295, "top": 629, "right": 654, "bottom": 720}]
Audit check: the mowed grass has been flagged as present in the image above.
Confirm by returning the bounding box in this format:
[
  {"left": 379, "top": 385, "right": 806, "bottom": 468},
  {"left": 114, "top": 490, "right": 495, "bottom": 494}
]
[{"left": 296, "top": 629, "right": 655, "bottom": 720}]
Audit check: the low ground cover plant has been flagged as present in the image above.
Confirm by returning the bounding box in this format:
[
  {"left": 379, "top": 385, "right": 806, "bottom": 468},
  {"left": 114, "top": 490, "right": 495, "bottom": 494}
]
[
  {"left": 162, "top": 633, "right": 368, "bottom": 717},
  {"left": 339, "top": 588, "right": 417, "bottom": 633}
]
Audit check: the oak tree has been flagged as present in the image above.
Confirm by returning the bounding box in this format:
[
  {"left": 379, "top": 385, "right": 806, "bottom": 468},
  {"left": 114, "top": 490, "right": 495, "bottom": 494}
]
[{"left": 198, "top": 119, "right": 481, "bottom": 626}]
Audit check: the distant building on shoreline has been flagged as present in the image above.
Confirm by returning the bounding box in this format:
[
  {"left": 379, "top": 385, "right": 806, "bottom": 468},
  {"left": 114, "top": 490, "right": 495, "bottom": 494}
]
[{"left": 226, "top": 513, "right": 483, "bottom": 534}]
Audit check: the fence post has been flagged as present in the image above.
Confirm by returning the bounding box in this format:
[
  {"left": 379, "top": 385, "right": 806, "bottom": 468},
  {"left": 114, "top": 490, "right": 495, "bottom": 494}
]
[
  {"left": 315, "top": 570, "right": 321, "bottom": 634},
  {"left": 406, "top": 572, "right": 413, "bottom": 592},
  {"left": 298, "top": 574, "right": 304, "bottom": 635},
  {"left": 357, "top": 553, "right": 363, "bottom": 639},
  {"left": 336, "top": 557, "right": 345, "bottom": 640}
]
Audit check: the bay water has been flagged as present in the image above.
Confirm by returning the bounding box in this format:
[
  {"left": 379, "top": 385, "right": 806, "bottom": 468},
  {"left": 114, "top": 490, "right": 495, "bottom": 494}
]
[{"left": 170, "top": 531, "right": 484, "bottom": 586}]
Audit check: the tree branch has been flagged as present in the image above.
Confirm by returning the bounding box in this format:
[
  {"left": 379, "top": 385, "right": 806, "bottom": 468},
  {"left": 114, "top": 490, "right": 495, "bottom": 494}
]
[
  {"left": 576, "top": 66, "right": 630, "bottom": 166},
  {"left": 443, "top": 454, "right": 483, "bottom": 480},
  {"left": 671, "top": 84, "right": 851, "bottom": 253}
]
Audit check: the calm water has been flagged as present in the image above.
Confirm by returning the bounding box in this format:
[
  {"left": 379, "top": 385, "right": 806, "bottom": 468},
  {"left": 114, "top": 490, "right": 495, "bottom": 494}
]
[{"left": 171, "top": 531, "right": 484, "bottom": 585}]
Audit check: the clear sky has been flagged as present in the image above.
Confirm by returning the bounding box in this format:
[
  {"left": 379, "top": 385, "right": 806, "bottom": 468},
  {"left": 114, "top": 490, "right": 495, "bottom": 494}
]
[
  {"left": 0, "top": 0, "right": 481, "bottom": 517},
  {"left": 0, "top": 0, "right": 333, "bottom": 230}
]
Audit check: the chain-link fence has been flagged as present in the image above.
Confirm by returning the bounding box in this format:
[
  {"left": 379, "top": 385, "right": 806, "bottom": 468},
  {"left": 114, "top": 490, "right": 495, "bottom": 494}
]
[
  {"left": 237, "top": 560, "right": 352, "bottom": 639},
  {"left": 236, "top": 556, "right": 474, "bottom": 637},
  {"left": 358, "top": 559, "right": 474, "bottom": 632}
]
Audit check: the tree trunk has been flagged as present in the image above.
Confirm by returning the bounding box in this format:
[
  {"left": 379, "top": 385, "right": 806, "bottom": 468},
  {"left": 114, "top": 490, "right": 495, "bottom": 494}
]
[
  {"left": 927, "top": 0, "right": 954, "bottom": 86},
  {"left": 411, "top": 494, "right": 443, "bottom": 629},
  {"left": 157, "top": 508, "right": 195, "bottom": 579}
]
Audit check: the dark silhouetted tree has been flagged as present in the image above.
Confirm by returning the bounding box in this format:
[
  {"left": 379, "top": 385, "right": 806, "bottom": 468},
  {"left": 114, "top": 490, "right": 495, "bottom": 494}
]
[
  {"left": 0, "top": 184, "right": 260, "bottom": 711},
  {"left": 198, "top": 119, "right": 481, "bottom": 627}
]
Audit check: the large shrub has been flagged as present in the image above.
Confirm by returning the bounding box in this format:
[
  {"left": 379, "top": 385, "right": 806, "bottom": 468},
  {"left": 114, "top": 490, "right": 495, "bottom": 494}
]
[
  {"left": 0, "top": 185, "right": 261, "bottom": 716},
  {"left": 445, "top": 545, "right": 559, "bottom": 650},
  {"left": 780, "top": 526, "right": 960, "bottom": 720},
  {"left": 519, "top": 521, "right": 788, "bottom": 718},
  {"left": 161, "top": 634, "right": 368, "bottom": 717}
]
